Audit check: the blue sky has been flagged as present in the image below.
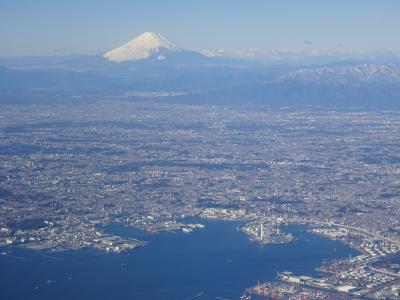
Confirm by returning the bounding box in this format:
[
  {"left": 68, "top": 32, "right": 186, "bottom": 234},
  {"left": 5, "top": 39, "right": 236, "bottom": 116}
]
[{"left": 0, "top": 0, "right": 399, "bottom": 57}]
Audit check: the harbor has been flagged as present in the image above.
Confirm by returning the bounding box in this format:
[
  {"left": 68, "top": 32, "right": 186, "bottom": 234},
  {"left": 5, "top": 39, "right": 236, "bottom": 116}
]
[{"left": 0, "top": 220, "right": 356, "bottom": 300}]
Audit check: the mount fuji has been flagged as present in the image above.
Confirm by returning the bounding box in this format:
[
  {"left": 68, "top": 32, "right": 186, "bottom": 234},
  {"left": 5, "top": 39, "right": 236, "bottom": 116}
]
[{"left": 104, "top": 32, "right": 204, "bottom": 63}]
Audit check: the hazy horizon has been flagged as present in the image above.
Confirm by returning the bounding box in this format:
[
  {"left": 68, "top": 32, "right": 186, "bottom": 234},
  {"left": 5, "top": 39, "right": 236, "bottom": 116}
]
[{"left": 1, "top": 0, "right": 400, "bottom": 57}]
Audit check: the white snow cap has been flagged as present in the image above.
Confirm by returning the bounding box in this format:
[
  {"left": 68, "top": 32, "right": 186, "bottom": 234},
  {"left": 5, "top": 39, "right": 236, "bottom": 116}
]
[{"left": 104, "top": 32, "right": 181, "bottom": 62}]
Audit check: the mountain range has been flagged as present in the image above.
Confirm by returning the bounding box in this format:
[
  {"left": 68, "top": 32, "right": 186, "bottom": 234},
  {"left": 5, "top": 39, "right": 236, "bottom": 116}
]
[{"left": 1, "top": 32, "right": 400, "bottom": 108}]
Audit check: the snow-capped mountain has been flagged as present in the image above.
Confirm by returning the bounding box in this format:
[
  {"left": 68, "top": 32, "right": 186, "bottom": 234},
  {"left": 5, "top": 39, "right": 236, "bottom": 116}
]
[
  {"left": 104, "top": 32, "right": 183, "bottom": 62},
  {"left": 200, "top": 49, "right": 400, "bottom": 65},
  {"left": 278, "top": 64, "right": 400, "bottom": 85}
]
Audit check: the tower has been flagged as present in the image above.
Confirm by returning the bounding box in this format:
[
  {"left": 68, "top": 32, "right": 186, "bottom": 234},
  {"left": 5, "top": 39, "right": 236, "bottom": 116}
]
[{"left": 260, "top": 223, "right": 264, "bottom": 240}]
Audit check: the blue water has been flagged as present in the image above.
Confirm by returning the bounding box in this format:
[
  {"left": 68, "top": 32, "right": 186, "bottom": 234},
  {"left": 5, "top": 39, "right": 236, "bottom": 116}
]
[{"left": 0, "top": 219, "right": 358, "bottom": 300}]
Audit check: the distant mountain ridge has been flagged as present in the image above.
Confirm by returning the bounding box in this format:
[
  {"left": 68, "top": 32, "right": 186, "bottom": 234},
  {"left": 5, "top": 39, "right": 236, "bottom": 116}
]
[
  {"left": 278, "top": 64, "right": 400, "bottom": 85},
  {"left": 1, "top": 32, "right": 400, "bottom": 108}
]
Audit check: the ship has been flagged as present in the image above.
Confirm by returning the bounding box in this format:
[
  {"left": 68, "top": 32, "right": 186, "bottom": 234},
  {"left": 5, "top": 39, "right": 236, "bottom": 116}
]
[
  {"left": 184, "top": 291, "right": 203, "bottom": 300},
  {"left": 240, "top": 291, "right": 252, "bottom": 300},
  {"left": 147, "top": 228, "right": 157, "bottom": 235}
]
